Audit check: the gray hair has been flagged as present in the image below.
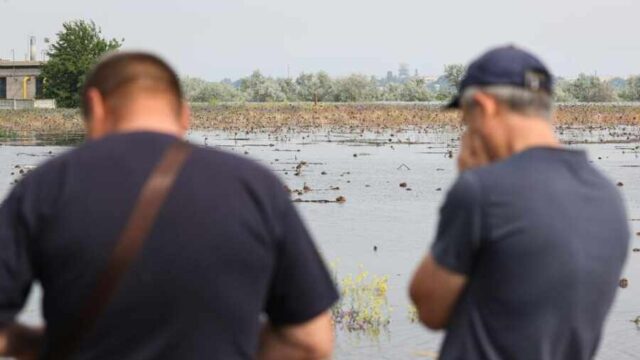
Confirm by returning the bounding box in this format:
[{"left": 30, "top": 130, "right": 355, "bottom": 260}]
[{"left": 460, "top": 85, "right": 554, "bottom": 119}]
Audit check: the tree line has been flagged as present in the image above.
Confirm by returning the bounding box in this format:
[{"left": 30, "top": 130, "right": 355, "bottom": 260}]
[
  {"left": 39, "top": 20, "right": 640, "bottom": 108},
  {"left": 183, "top": 70, "right": 640, "bottom": 104},
  {"left": 182, "top": 65, "right": 466, "bottom": 104}
]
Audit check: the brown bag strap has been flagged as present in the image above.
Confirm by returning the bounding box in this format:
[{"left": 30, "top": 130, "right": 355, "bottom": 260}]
[{"left": 47, "top": 140, "right": 193, "bottom": 359}]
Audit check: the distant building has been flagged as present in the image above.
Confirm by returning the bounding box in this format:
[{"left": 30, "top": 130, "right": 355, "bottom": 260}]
[
  {"left": 398, "top": 63, "right": 410, "bottom": 80},
  {"left": 0, "top": 60, "right": 45, "bottom": 100}
]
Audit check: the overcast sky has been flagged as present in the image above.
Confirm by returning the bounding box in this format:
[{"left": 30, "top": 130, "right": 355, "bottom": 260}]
[{"left": 1, "top": 0, "right": 638, "bottom": 81}]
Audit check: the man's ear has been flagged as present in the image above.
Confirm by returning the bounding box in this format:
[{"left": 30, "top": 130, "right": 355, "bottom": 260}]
[
  {"left": 472, "top": 91, "right": 498, "bottom": 120},
  {"left": 85, "top": 88, "right": 108, "bottom": 140},
  {"left": 178, "top": 101, "right": 191, "bottom": 134}
]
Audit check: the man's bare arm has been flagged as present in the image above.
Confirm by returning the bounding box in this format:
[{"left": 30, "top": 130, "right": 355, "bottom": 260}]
[
  {"left": 0, "top": 323, "right": 44, "bottom": 360},
  {"left": 257, "top": 310, "right": 334, "bottom": 360},
  {"left": 409, "top": 255, "right": 468, "bottom": 330}
]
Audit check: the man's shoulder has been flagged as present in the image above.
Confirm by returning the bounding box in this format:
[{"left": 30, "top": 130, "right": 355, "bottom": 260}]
[
  {"left": 20, "top": 136, "right": 281, "bottom": 191},
  {"left": 189, "top": 144, "right": 281, "bottom": 184}
]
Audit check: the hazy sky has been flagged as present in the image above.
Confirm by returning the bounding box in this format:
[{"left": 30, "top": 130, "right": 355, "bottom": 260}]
[{"left": 1, "top": 0, "right": 638, "bottom": 81}]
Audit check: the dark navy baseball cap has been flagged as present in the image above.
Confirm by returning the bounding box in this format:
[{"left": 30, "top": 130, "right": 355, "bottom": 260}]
[{"left": 446, "top": 45, "right": 553, "bottom": 109}]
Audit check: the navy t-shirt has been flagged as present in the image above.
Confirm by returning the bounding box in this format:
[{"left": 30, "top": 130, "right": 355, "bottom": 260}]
[
  {"left": 431, "top": 147, "right": 629, "bottom": 360},
  {"left": 0, "top": 132, "right": 338, "bottom": 359}
]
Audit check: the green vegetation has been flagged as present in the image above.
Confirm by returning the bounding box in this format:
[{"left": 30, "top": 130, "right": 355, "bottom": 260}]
[
  {"left": 331, "top": 266, "right": 391, "bottom": 337},
  {"left": 183, "top": 66, "right": 640, "bottom": 104},
  {"left": 443, "top": 64, "right": 466, "bottom": 90},
  {"left": 0, "top": 128, "right": 19, "bottom": 140},
  {"left": 620, "top": 76, "right": 640, "bottom": 101},
  {"left": 557, "top": 74, "right": 616, "bottom": 102},
  {"left": 41, "top": 20, "right": 123, "bottom": 108},
  {"left": 181, "top": 63, "right": 468, "bottom": 104}
]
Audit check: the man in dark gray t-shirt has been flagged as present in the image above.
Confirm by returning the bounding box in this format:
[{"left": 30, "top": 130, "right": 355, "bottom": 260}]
[{"left": 410, "top": 46, "right": 629, "bottom": 360}]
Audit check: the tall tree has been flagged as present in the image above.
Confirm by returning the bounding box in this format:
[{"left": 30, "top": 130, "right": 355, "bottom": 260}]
[
  {"left": 443, "top": 64, "right": 466, "bottom": 90},
  {"left": 333, "top": 74, "right": 379, "bottom": 102},
  {"left": 240, "top": 70, "right": 286, "bottom": 102},
  {"left": 42, "top": 20, "right": 122, "bottom": 108},
  {"left": 564, "top": 74, "right": 616, "bottom": 102},
  {"left": 620, "top": 76, "right": 640, "bottom": 101},
  {"left": 295, "top": 72, "right": 334, "bottom": 103}
]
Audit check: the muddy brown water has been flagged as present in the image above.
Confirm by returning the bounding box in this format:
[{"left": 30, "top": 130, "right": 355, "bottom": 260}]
[{"left": 2, "top": 127, "right": 639, "bottom": 359}]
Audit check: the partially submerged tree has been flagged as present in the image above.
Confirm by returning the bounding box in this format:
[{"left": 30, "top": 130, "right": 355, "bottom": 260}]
[
  {"left": 42, "top": 20, "right": 122, "bottom": 108},
  {"left": 564, "top": 74, "right": 616, "bottom": 102}
]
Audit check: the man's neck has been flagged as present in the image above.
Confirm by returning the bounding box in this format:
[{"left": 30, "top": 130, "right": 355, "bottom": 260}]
[
  {"left": 109, "top": 105, "right": 184, "bottom": 138},
  {"left": 113, "top": 117, "right": 183, "bottom": 138},
  {"left": 505, "top": 115, "right": 560, "bottom": 156}
]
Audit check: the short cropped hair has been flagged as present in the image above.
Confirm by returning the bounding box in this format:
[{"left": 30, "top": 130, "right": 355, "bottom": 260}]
[
  {"left": 460, "top": 85, "right": 553, "bottom": 120},
  {"left": 81, "top": 51, "right": 183, "bottom": 120}
]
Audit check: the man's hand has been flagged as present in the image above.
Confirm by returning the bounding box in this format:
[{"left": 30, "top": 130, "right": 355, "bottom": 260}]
[
  {"left": 0, "top": 324, "right": 44, "bottom": 360},
  {"left": 257, "top": 311, "right": 334, "bottom": 360},
  {"left": 457, "top": 131, "right": 489, "bottom": 172}
]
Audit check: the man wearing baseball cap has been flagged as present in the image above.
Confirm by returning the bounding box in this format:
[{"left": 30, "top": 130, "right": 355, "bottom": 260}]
[{"left": 410, "top": 46, "right": 629, "bottom": 359}]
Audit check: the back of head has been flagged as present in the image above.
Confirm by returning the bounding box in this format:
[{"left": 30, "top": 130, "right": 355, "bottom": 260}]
[
  {"left": 81, "top": 51, "right": 183, "bottom": 121},
  {"left": 460, "top": 85, "right": 553, "bottom": 120},
  {"left": 448, "top": 45, "right": 555, "bottom": 120}
]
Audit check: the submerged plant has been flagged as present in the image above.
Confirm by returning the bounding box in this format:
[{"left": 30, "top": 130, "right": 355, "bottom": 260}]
[
  {"left": 331, "top": 266, "right": 392, "bottom": 337},
  {"left": 407, "top": 304, "right": 419, "bottom": 324}
]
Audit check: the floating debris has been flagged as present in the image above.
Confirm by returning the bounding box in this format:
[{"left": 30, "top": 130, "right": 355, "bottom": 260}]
[
  {"left": 292, "top": 195, "right": 346, "bottom": 204},
  {"left": 619, "top": 278, "right": 629, "bottom": 289},
  {"left": 10, "top": 165, "right": 36, "bottom": 185}
]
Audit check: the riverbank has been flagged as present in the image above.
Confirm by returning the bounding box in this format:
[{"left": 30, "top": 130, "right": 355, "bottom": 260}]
[{"left": 1, "top": 103, "right": 640, "bottom": 139}]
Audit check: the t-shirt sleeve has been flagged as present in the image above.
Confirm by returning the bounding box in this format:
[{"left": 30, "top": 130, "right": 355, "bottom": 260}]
[
  {"left": 430, "top": 171, "right": 483, "bottom": 276},
  {"left": 0, "top": 183, "right": 35, "bottom": 327},
  {"left": 265, "top": 184, "right": 339, "bottom": 326}
]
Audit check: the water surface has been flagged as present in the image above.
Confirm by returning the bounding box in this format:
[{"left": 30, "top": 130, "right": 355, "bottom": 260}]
[{"left": 2, "top": 127, "right": 639, "bottom": 359}]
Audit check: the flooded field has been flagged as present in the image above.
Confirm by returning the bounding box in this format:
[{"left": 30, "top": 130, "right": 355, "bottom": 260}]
[{"left": 2, "top": 126, "right": 639, "bottom": 359}]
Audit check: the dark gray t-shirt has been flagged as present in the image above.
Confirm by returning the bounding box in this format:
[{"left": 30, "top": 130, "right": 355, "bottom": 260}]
[{"left": 431, "top": 147, "right": 629, "bottom": 360}]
